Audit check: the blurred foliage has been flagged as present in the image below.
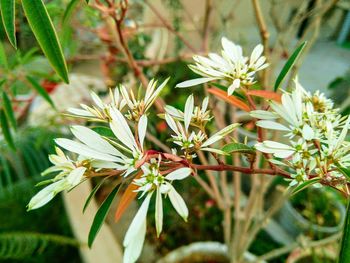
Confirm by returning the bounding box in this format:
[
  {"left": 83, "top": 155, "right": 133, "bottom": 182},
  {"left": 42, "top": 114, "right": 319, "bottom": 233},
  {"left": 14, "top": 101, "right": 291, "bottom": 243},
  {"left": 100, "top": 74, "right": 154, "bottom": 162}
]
[{"left": 328, "top": 69, "right": 350, "bottom": 115}]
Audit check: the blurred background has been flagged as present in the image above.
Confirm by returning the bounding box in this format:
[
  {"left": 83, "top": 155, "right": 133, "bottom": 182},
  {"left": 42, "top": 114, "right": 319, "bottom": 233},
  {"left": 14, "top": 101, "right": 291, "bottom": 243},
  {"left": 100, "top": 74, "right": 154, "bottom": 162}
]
[{"left": 0, "top": 0, "right": 349, "bottom": 262}]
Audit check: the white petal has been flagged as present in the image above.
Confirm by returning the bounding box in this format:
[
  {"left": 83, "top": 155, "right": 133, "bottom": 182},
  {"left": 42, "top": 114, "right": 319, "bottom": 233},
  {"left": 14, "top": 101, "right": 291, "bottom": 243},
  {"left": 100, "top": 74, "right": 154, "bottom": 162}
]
[
  {"left": 201, "top": 97, "right": 209, "bottom": 113},
  {"left": 66, "top": 167, "right": 86, "bottom": 186},
  {"left": 110, "top": 108, "right": 138, "bottom": 151},
  {"left": 123, "top": 219, "right": 146, "bottom": 263},
  {"left": 227, "top": 79, "right": 240, "bottom": 95},
  {"left": 71, "top": 125, "right": 123, "bottom": 156},
  {"left": 55, "top": 138, "right": 122, "bottom": 162},
  {"left": 302, "top": 124, "right": 314, "bottom": 140},
  {"left": 263, "top": 140, "right": 293, "bottom": 150},
  {"left": 202, "top": 123, "right": 239, "bottom": 147},
  {"left": 124, "top": 193, "right": 152, "bottom": 246},
  {"left": 67, "top": 108, "right": 94, "bottom": 117},
  {"left": 165, "top": 114, "right": 180, "bottom": 135},
  {"left": 165, "top": 105, "right": 183, "bottom": 118},
  {"left": 250, "top": 110, "right": 278, "bottom": 120},
  {"left": 256, "top": 120, "right": 290, "bottom": 131},
  {"left": 155, "top": 188, "right": 163, "bottom": 237},
  {"left": 184, "top": 95, "right": 194, "bottom": 131},
  {"left": 168, "top": 184, "right": 188, "bottom": 221},
  {"left": 27, "top": 180, "right": 66, "bottom": 210},
  {"left": 91, "top": 92, "right": 104, "bottom": 109},
  {"left": 176, "top": 77, "right": 215, "bottom": 88},
  {"left": 165, "top": 168, "right": 192, "bottom": 181},
  {"left": 138, "top": 115, "right": 148, "bottom": 149},
  {"left": 250, "top": 44, "right": 263, "bottom": 64}
]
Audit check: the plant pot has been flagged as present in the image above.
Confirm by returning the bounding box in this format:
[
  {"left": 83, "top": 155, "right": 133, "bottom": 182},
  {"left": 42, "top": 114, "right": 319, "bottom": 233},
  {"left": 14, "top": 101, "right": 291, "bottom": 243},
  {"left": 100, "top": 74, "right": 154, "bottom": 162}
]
[
  {"left": 277, "top": 190, "right": 346, "bottom": 238},
  {"left": 156, "top": 241, "right": 266, "bottom": 263}
]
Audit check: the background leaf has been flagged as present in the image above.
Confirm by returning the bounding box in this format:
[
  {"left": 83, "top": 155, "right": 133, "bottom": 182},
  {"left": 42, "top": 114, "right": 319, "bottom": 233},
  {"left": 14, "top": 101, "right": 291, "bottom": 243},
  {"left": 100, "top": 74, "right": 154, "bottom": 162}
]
[
  {"left": 338, "top": 200, "right": 350, "bottom": 263},
  {"left": 274, "top": 42, "right": 307, "bottom": 91},
  {"left": 291, "top": 178, "right": 321, "bottom": 196},
  {"left": 88, "top": 184, "right": 120, "bottom": 247},
  {"left": 0, "top": 41, "right": 8, "bottom": 69},
  {"left": 0, "top": 0, "right": 16, "bottom": 48},
  {"left": 2, "top": 91, "right": 17, "bottom": 130},
  {"left": 21, "top": 0, "right": 69, "bottom": 83},
  {"left": 26, "top": 76, "right": 55, "bottom": 109},
  {"left": 0, "top": 109, "right": 15, "bottom": 150}
]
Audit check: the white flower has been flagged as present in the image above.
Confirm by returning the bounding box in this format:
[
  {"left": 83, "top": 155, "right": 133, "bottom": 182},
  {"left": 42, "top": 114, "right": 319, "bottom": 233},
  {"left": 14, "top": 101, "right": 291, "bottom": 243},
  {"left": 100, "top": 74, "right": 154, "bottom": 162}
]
[
  {"left": 120, "top": 78, "right": 169, "bottom": 121},
  {"left": 165, "top": 96, "right": 212, "bottom": 128},
  {"left": 165, "top": 96, "right": 239, "bottom": 156},
  {"left": 67, "top": 89, "right": 126, "bottom": 121},
  {"left": 123, "top": 159, "right": 191, "bottom": 263},
  {"left": 55, "top": 108, "right": 147, "bottom": 177},
  {"left": 176, "top": 37, "right": 268, "bottom": 95},
  {"left": 27, "top": 147, "right": 88, "bottom": 210}
]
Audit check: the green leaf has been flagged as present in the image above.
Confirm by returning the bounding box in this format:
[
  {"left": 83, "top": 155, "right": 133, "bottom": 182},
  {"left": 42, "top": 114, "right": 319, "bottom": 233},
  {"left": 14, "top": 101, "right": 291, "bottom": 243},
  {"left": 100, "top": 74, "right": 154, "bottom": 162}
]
[
  {"left": 336, "top": 164, "right": 350, "bottom": 181},
  {"left": 91, "top": 126, "right": 115, "bottom": 138},
  {"left": 62, "top": 0, "right": 80, "bottom": 26},
  {"left": 0, "top": 0, "right": 17, "bottom": 48},
  {"left": 2, "top": 91, "right": 16, "bottom": 130},
  {"left": 21, "top": 0, "right": 69, "bottom": 83},
  {"left": 0, "top": 41, "right": 8, "bottom": 69},
  {"left": 26, "top": 76, "right": 55, "bottom": 109},
  {"left": 88, "top": 184, "right": 120, "bottom": 247},
  {"left": 338, "top": 200, "right": 350, "bottom": 263},
  {"left": 83, "top": 177, "right": 108, "bottom": 213},
  {"left": 291, "top": 177, "right": 320, "bottom": 196},
  {"left": 274, "top": 42, "right": 307, "bottom": 91},
  {"left": 222, "top": 142, "right": 255, "bottom": 155},
  {"left": 0, "top": 109, "right": 15, "bottom": 150}
]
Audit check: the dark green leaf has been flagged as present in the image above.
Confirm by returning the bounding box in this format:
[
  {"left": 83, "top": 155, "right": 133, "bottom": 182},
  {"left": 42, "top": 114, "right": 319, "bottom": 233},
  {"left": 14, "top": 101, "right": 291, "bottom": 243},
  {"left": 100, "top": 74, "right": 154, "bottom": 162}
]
[
  {"left": 26, "top": 76, "right": 55, "bottom": 109},
  {"left": 338, "top": 200, "right": 350, "bottom": 263},
  {"left": 222, "top": 143, "right": 255, "bottom": 155},
  {"left": 0, "top": 0, "right": 16, "bottom": 48},
  {"left": 2, "top": 91, "right": 16, "bottom": 130},
  {"left": 83, "top": 177, "right": 108, "bottom": 213},
  {"left": 91, "top": 126, "right": 115, "bottom": 138},
  {"left": 274, "top": 42, "right": 307, "bottom": 91},
  {"left": 21, "top": 0, "right": 69, "bottom": 83},
  {"left": 0, "top": 109, "right": 15, "bottom": 150},
  {"left": 88, "top": 184, "right": 120, "bottom": 247},
  {"left": 291, "top": 177, "right": 320, "bottom": 196}
]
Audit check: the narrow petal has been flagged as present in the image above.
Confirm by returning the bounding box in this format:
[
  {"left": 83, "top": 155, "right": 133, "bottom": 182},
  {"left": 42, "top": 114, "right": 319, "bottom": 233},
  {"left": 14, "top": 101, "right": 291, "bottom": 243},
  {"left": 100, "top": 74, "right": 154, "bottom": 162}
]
[
  {"left": 91, "top": 92, "right": 104, "bottom": 109},
  {"left": 165, "top": 114, "right": 180, "bottom": 135},
  {"left": 176, "top": 78, "right": 215, "bottom": 88},
  {"left": 71, "top": 125, "right": 123, "bottom": 156},
  {"left": 184, "top": 95, "right": 194, "bottom": 131},
  {"left": 168, "top": 184, "right": 188, "bottom": 222},
  {"left": 256, "top": 120, "right": 290, "bottom": 131},
  {"left": 250, "top": 110, "right": 278, "bottom": 120},
  {"left": 302, "top": 124, "right": 314, "bottom": 140},
  {"left": 124, "top": 193, "right": 152, "bottom": 246},
  {"left": 138, "top": 115, "right": 148, "bottom": 149},
  {"left": 202, "top": 123, "right": 239, "bottom": 147},
  {"left": 155, "top": 188, "right": 163, "bottom": 237},
  {"left": 123, "top": 219, "right": 146, "bottom": 263},
  {"left": 165, "top": 168, "right": 192, "bottom": 181},
  {"left": 227, "top": 79, "right": 240, "bottom": 95},
  {"left": 55, "top": 139, "right": 123, "bottom": 162},
  {"left": 66, "top": 167, "right": 86, "bottom": 186}
]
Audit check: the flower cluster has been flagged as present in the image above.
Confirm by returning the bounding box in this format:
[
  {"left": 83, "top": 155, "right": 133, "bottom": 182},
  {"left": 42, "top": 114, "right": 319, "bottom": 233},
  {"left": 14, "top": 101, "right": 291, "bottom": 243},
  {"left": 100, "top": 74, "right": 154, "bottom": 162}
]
[
  {"left": 176, "top": 37, "right": 268, "bottom": 95},
  {"left": 165, "top": 94, "right": 239, "bottom": 158},
  {"left": 252, "top": 80, "right": 350, "bottom": 186}
]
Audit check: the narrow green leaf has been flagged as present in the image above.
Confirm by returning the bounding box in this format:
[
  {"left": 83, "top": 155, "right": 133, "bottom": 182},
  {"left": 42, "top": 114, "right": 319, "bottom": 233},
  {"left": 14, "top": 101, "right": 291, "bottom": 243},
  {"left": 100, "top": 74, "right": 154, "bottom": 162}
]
[
  {"left": 2, "top": 91, "right": 16, "bottom": 130},
  {"left": 26, "top": 76, "right": 55, "bottom": 109},
  {"left": 88, "top": 184, "right": 120, "bottom": 247},
  {"left": 291, "top": 177, "right": 320, "bottom": 196},
  {"left": 222, "top": 142, "right": 255, "bottom": 155},
  {"left": 83, "top": 177, "right": 109, "bottom": 213},
  {"left": 62, "top": 0, "right": 80, "bottom": 26},
  {"left": 0, "top": 109, "right": 15, "bottom": 150},
  {"left": 338, "top": 200, "right": 350, "bottom": 263},
  {"left": 21, "top": 0, "right": 69, "bottom": 83},
  {"left": 336, "top": 164, "right": 350, "bottom": 181},
  {"left": 0, "top": 41, "right": 8, "bottom": 69},
  {"left": 274, "top": 42, "right": 307, "bottom": 91},
  {"left": 0, "top": 0, "right": 17, "bottom": 48}
]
